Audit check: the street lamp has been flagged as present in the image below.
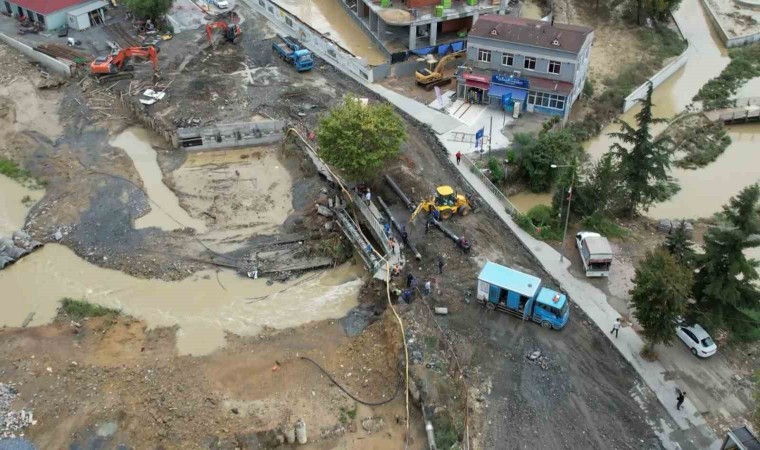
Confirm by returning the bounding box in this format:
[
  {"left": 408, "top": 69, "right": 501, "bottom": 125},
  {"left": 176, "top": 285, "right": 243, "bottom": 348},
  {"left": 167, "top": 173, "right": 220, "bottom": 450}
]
[{"left": 552, "top": 162, "right": 575, "bottom": 262}]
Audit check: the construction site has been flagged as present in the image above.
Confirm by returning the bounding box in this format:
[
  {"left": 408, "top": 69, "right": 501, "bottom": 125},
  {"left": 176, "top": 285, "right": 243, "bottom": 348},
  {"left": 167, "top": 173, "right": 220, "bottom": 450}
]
[{"left": 0, "top": 0, "right": 717, "bottom": 448}]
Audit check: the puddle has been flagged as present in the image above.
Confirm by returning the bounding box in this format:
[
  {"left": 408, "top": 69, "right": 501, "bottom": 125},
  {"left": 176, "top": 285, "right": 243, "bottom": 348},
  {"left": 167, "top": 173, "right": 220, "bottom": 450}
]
[
  {"left": 272, "top": 0, "right": 387, "bottom": 65},
  {"left": 584, "top": 0, "right": 760, "bottom": 220},
  {"left": 508, "top": 191, "right": 553, "bottom": 213},
  {"left": 0, "top": 244, "right": 364, "bottom": 355},
  {"left": 0, "top": 78, "right": 62, "bottom": 139},
  {"left": 0, "top": 174, "right": 43, "bottom": 237},
  {"left": 110, "top": 127, "right": 208, "bottom": 232}
]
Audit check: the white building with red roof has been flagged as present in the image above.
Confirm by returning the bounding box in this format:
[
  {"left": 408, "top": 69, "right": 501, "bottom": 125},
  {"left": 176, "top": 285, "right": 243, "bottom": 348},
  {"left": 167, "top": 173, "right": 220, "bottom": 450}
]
[{"left": 2, "top": 0, "right": 108, "bottom": 31}]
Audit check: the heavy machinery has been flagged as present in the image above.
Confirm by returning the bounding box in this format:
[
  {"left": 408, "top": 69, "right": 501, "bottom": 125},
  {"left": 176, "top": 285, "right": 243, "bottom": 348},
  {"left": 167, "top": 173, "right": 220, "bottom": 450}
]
[
  {"left": 205, "top": 21, "right": 241, "bottom": 46},
  {"left": 272, "top": 35, "right": 313, "bottom": 72},
  {"left": 415, "top": 50, "right": 465, "bottom": 90},
  {"left": 89, "top": 46, "right": 158, "bottom": 80},
  {"left": 410, "top": 185, "right": 471, "bottom": 221}
]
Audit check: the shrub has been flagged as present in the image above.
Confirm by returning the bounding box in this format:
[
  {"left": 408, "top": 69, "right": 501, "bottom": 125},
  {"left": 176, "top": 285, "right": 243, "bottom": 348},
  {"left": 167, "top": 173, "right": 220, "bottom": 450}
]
[{"left": 59, "top": 298, "right": 121, "bottom": 321}]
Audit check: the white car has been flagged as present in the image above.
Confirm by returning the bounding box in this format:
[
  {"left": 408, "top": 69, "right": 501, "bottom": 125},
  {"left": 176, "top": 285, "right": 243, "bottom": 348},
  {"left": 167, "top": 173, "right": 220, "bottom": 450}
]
[
  {"left": 213, "top": 0, "right": 229, "bottom": 8},
  {"left": 676, "top": 323, "right": 717, "bottom": 358}
]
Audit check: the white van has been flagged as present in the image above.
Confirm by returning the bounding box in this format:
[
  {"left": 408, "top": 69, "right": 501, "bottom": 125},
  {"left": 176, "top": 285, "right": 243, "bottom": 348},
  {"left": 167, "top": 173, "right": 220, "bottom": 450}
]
[{"left": 575, "top": 231, "right": 613, "bottom": 277}]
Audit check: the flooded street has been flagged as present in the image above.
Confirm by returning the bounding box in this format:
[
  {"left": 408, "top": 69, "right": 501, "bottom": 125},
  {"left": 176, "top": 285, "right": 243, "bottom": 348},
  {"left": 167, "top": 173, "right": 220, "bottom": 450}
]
[
  {"left": 584, "top": 0, "right": 760, "bottom": 220},
  {"left": 0, "top": 244, "right": 363, "bottom": 355},
  {"left": 520, "top": 0, "right": 545, "bottom": 20},
  {"left": 508, "top": 191, "right": 553, "bottom": 213},
  {"left": 111, "top": 127, "right": 208, "bottom": 232},
  {"left": 272, "top": 0, "right": 387, "bottom": 65}
]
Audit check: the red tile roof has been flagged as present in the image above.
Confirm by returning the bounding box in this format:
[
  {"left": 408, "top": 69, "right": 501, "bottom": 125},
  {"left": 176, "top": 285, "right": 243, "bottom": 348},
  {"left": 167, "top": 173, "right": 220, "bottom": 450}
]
[
  {"left": 525, "top": 75, "right": 574, "bottom": 96},
  {"left": 470, "top": 15, "right": 593, "bottom": 54},
  {"left": 13, "top": 0, "right": 91, "bottom": 15}
]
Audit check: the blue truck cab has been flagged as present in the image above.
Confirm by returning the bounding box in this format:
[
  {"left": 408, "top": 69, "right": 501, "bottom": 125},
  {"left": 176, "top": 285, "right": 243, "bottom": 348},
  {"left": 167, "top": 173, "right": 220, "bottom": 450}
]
[
  {"left": 272, "top": 35, "right": 314, "bottom": 72},
  {"left": 477, "top": 261, "right": 569, "bottom": 330}
]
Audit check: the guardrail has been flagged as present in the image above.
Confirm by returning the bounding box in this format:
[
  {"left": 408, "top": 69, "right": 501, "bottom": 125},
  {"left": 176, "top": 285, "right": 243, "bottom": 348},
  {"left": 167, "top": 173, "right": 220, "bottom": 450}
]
[{"left": 460, "top": 154, "right": 521, "bottom": 217}]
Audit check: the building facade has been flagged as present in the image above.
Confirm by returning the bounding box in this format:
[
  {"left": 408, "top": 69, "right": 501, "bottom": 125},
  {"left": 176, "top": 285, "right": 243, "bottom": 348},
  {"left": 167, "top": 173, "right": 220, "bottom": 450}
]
[
  {"left": 456, "top": 15, "right": 593, "bottom": 121},
  {"left": 2, "top": 0, "right": 106, "bottom": 31}
]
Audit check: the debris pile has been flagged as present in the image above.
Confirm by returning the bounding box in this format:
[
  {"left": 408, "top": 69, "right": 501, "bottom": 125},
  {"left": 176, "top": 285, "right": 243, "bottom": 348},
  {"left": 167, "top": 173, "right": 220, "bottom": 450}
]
[
  {"left": 1, "top": 383, "right": 36, "bottom": 438},
  {"left": 0, "top": 230, "right": 43, "bottom": 270}
]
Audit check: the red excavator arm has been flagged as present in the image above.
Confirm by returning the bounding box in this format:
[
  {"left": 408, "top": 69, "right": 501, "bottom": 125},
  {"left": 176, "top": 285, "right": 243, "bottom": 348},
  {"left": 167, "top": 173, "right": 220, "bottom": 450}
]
[
  {"left": 90, "top": 46, "right": 158, "bottom": 75},
  {"left": 205, "top": 21, "right": 241, "bottom": 46}
]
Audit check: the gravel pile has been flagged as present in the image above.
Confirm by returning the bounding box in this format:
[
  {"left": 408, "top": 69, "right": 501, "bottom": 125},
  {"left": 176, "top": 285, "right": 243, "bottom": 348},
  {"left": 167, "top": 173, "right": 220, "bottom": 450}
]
[{"left": 1, "top": 383, "right": 36, "bottom": 439}]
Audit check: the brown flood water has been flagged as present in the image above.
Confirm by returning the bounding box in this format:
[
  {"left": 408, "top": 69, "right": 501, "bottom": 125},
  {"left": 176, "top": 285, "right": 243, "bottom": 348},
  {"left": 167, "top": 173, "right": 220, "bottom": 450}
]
[
  {"left": 0, "top": 174, "right": 43, "bottom": 237},
  {"left": 0, "top": 244, "right": 364, "bottom": 355},
  {"left": 272, "top": 0, "right": 387, "bottom": 66},
  {"left": 584, "top": 0, "right": 760, "bottom": 220},
  {"left": 520, "top": 0, "right": 545, "bottom": 20}
]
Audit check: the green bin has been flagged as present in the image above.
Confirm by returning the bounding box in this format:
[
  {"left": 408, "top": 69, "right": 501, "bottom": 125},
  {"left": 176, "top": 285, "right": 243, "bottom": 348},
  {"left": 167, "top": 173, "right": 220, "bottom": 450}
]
[
  {"left": 466, "top": 0, "right": 478, "bottom": 5},
  {"left": 435, "top": 4, "right": 444, "bottom": 16},
  {"left": 381, "top": 0, "right": 391, "bottom": 6},
  {"left": 441, "top": 0, "right": 452, "bottom": 7}
]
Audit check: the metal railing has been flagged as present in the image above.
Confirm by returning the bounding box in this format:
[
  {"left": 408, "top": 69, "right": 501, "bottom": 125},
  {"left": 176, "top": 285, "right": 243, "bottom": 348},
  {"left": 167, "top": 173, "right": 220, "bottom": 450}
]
[{"left": 460, "top": 154, "right": 521, "bottom": 216}]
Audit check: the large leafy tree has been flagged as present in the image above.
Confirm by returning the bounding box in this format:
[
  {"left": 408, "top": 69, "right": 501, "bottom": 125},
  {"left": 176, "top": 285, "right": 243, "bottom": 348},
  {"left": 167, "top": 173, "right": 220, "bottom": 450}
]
[
  {"left": 124, "top": 0, "right": 173, "bottom": 20},
  {"left": 609, "top": 83, "right": 678, "bottom": 217},
  {"left": 693, "top": 184, "right": 760, "bottom": 335},
  {"left": 317, "top": 97, "right": 406, "bottom": 181},
  {"left": 517, "top": 129, "right": 582, "bottom": 193},
  {"left": 557, "top": 153, "right": 623, "bottom": 219},
  {"left": 630, "top": 249, "right": 693, "bottom": 356}
]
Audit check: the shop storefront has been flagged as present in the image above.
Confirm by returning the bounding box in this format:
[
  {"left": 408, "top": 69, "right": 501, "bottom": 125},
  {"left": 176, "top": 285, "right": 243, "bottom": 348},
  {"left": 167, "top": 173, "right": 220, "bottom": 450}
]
[
  {"left": 457, "top": 71, "right": 569, "bottom": 118},
  {"left": 457, "top": 72, "right": 491, "bottom": 105},
  {"left": 487, "top": 73, "right": 529, "bottom": 115}
]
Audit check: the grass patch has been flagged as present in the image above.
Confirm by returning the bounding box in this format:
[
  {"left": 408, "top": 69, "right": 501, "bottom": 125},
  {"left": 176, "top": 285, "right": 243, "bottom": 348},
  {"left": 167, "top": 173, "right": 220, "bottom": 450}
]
[
  {"left": 59, "top": 298, "right": 121, "bottom": 321},
  {"left": 514, "top": 205, "right": 564, "bottom": 241},
  {"left": 338, "top": 404, "right": 358, "bottom": 425},
  {"left": 694, "top": 43, "right": 760, "bottom": 109},
  {"left": 423, "top": 335, "right": 438, "bottom": 353},
  {"left": 583, "top": 214, "right": 629, "bottom": 238},
  {"left": 433, "top": 412, "right": 460, "bottom": 450},
  {"left": 0, "top": 157, "right": 32, "bottom": 181}
]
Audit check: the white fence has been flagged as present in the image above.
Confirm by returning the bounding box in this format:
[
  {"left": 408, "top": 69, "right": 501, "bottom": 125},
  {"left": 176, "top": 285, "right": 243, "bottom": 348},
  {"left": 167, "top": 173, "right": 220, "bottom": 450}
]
[
  {"left": 0, "top": 33, "right": 73, "bottom": 77},
  {"left": 242, "top": 0, "right": 378, "bottom": 82},
  {"left": 460, "top": 155, "right": 522, "bottom": 217}
]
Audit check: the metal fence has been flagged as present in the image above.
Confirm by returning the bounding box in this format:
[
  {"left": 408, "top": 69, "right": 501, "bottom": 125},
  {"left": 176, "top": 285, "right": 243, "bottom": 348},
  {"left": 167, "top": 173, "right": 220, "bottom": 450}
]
[{"left": 460, "top": 155, "right": 521, "bottom": 217}]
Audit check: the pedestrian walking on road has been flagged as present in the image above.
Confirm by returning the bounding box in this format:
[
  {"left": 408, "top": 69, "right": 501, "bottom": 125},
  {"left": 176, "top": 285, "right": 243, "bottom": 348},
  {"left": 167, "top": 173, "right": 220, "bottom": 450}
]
[
  {"left": 455, "top": 151, "right": 462, "bottom": 165},
  {"left": 611, "top": 318, "right": 621, "bottom": 338},
  {"left": 424, "top": 280, "right": 431, "bottom": 296},
  {"left": 437, "top": 256, "right": 445, "bottom": 274},
  {"left": 676, "top": 391, "right": 686, "bottom": 410}
]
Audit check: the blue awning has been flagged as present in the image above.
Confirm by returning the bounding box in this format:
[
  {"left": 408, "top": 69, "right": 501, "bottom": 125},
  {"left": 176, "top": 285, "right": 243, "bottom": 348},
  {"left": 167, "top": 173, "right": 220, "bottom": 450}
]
[{"left": 488, "top": 84, "right": 528, "bottom": 102}]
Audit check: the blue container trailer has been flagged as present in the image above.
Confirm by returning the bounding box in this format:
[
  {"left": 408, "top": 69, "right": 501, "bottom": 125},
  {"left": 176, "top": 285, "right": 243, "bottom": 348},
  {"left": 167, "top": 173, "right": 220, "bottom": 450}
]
[{"left": 477, "top": 261, "right": 569, "bottom": 330}]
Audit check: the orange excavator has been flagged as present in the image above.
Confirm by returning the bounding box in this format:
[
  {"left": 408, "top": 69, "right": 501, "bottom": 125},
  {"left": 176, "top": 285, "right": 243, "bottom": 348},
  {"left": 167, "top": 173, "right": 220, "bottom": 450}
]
[
  {"left": 89, "top": 46, "right": 159, "bottom": 80},
  {"left": 205, "top": 21, "right": 241, "bottom": 47}
]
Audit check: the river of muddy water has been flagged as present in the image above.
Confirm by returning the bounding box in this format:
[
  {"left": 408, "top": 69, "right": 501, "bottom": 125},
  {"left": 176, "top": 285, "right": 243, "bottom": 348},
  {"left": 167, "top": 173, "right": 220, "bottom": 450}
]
[{"left": 272, "top": 0, "right": 387, "bottom": 66}]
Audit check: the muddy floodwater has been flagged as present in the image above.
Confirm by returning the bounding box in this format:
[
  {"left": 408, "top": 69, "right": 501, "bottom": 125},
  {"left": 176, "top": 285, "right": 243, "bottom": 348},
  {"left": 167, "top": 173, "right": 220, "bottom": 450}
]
[
  {"left": 111, "top": 127, "right": 208, "bottom": 232},
  {"left": 507, "top": 191, "right": 553, "bottom": 213},
  {"left": 272, "top": 0, "right": 387, "bottom": 66},
  {"left": 520, "top": 0, "right": 545, "bottom": 20},
  {"left": 0, "top": 174, "right": 43, "bottom": 236},
  {"left": 0, "top": 244, "right": 364, "bottom": 355}
]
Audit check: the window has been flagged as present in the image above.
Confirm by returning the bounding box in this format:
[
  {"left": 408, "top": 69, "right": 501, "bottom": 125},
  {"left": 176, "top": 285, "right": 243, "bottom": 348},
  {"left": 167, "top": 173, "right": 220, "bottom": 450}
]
[
  {"left": 528, "top": 92, "right": 565, "bottom": 110},
  {"left": 548, "top": 60, "right": 561, "bottom": 74},
  {"left": 285, "top": 17, "right": 293, "bottom": 27},
  {"left": 36, "top": 13, "right": 44, "bottom": 24},
  {"left": 501, "top": 53, "right": 514, "bottom": 66},
  {"left": 477, "top": 49, "right": 491, "bottom": 63},
  {"left": 524, "top": 56, "right": 536, "bottom": 70}
]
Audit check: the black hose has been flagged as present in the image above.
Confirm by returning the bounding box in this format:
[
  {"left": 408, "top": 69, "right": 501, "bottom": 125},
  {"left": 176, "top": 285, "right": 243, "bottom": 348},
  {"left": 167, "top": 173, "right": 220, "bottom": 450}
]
[{"left": 298, "top": 356, "right": 401, "bottom": 406}]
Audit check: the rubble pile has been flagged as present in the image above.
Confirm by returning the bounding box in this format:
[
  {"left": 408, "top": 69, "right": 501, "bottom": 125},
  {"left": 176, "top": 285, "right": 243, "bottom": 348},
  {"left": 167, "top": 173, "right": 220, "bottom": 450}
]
[
  {"left": 0, "top": 230, "right": 43, "bottom": 270},
  {"left": 1, "top": 383, "right": 36, "bottom": 438}
]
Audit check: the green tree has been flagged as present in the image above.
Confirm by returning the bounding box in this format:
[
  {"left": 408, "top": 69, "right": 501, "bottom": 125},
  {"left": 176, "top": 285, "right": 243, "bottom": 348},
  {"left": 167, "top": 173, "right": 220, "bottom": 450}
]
[
  {"left": 610, "top": 82, "right": 678, "bottom": 216},
  {"left": 317, "top": 97, "right": 406, "bottom": 181},
  {"left": 557, "top": 153, "right": 623, "bottom": 219},
  {"left": 124, "top": 0, "right": 173, "bottom": 20},
  {"left": 693, "top": 184, "right": 760, "bottom": 335},
  {"left": 663, "top": 220, "right": 696, "bottom": 268},
  {"left": 517, "top": 129, "right": 582, "bottom": 193},
  {"left": 630, "top": 249, "right": 693, "bottom": 357}
]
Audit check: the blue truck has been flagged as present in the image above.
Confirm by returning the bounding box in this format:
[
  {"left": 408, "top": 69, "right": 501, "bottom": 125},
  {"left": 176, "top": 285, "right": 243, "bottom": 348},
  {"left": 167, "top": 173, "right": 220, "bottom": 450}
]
[
  {"left": 272, "top": 35, "right": 313, "bottom": 72},
  {"left": 476, "top": 261, "right": 569, "bottom": 330}
]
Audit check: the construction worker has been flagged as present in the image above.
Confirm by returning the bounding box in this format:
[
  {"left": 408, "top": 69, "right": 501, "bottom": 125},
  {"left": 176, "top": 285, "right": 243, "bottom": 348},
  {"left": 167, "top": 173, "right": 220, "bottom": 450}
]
[
  {"left": 364, "top": 188, "right": 371, "bottom": 205},
  {"left": 401, "top": 226, "right": 409, "bottom": 245},
  {"left": 432, "top": 208, "right": 440, "bottom": 221},
  {"left": 437, "top": 255, "right": 445, "bottom": 274},
  {"left": 424, "top": 280, "right": 431, "bottom": 296},
  {"left": 455, "top": 151, "right": 462, "bottom": 165},
  {"left": 406, "top": 273, "right": 414, "bottom": 288}
]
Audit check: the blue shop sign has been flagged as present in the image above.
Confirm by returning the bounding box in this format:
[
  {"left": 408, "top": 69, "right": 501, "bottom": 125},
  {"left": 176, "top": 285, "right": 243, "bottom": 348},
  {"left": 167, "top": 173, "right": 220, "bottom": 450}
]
[{"left": 491, "top": 73, "right": 529, "bottom": 89}]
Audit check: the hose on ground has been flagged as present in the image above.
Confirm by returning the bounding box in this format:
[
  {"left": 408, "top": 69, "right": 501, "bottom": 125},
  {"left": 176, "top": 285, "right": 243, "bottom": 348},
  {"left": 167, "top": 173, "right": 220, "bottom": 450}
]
[{"left": 298, "top": 356, "right": 400, "bottom": 406}]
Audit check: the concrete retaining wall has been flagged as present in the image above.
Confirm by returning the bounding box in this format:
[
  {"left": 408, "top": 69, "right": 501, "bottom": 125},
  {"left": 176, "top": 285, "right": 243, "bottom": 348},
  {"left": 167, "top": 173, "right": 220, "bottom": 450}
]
[
  {"left": 177, "top": 120, "right": 286, "bottom": 151},
  {"left": 700, "top": 0, "right": 760, "bottom": 47},
  {"left": 243, "top": 0, "right": 379, "bottom": 82},
  {"left": 0, "top": 33, "right": 73, "bottom": 77},
  {"left": 623, "top": 15, "right": 689, "bottom": 112}
]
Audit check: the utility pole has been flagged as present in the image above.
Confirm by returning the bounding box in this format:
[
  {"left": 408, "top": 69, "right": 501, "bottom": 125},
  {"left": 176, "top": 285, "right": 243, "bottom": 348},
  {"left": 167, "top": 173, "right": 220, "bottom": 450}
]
[{"left": 488, "top": 116, "right": 493, "bottom": 157}]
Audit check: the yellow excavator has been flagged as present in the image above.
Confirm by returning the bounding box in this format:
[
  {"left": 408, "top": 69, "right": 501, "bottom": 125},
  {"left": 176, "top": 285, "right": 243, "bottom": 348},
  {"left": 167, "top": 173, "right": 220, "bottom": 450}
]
[
  {"left": 410, "top": 185, "right": 472, "bottom": 221},
  {"left": 415, "top": 51, "right": 465, "bottom": 90}
]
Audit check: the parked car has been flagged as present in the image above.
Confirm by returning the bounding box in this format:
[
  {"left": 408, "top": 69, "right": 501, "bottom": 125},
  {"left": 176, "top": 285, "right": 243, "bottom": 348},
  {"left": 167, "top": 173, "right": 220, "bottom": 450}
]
[
  {"left": 213, "top": 0, "right": 229, "bottom": 8},
  {"left": 676, "top": 323, "right": 717, "bottom": 358}
]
